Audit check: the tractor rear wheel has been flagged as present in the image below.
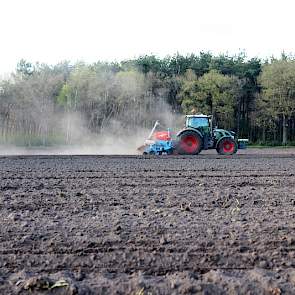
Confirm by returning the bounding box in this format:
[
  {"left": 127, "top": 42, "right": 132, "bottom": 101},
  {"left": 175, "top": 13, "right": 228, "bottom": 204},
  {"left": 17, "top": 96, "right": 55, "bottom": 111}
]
[
  {"left": 177, "top": 131, "right": 202, "bottom": 155},
  {"left": 216, "top": 137, "right": 237, "bottom": 155}
]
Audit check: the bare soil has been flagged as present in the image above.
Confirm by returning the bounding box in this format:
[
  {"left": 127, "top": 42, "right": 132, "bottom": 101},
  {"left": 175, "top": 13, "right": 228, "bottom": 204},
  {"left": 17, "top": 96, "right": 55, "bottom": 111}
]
[{"left": 1, "top": 148, "right": 295, "bottom": 294}]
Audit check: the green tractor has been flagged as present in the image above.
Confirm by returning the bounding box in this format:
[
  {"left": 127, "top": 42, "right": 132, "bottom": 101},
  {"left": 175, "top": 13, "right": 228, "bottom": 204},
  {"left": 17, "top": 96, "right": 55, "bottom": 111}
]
[
  {"left": 140, "top": 114, "right": 240, "bottom": 155},
  {"left": 176, "top": 114, "right": 238, "bottom": 155}
]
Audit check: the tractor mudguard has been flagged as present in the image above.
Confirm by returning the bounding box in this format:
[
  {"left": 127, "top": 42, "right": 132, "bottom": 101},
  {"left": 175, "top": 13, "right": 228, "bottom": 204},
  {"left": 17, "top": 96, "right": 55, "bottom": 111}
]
[
  {"left": 216, "top": 136, "right": 236, "bottom": 147},
  {"left": 176, "top": 128, "right": 203, "bottom": 139}
]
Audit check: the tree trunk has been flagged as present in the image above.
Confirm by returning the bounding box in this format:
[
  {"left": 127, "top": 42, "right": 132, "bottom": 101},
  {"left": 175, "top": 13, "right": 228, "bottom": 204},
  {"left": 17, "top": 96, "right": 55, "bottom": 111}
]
[
  {"left": 282, "top": 114, "right": 287, "bottom": 145},
  {"left": 262, "top": 126, "right": 266, "bottom": 143}
]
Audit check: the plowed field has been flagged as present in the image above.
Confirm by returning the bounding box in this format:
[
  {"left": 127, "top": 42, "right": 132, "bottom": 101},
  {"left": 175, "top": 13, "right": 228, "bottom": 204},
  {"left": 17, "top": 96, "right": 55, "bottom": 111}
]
[{"left": 1, "top": 149, "right": 295, "bottom": 294}]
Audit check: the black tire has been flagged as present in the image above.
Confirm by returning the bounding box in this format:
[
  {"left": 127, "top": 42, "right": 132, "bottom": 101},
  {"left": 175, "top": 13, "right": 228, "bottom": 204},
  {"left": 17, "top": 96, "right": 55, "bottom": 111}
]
[
  {"left": 216, "top": 137, "right": 238, "bottom": 155},
  {"left": 177, "top": 130, "right": 203, "bottom": 155}
]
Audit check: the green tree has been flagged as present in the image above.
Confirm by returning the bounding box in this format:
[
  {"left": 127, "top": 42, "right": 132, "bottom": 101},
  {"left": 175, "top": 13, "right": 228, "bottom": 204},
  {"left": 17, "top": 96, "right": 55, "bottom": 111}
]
[
  {"left": 16, "top": 59, "right": 34, "bottom": 77},
  {"left": 180, "top": 70, "right": 240, "bottom": 129},
  {"left": 258, "top": 58, "right": 295, "bottom": 144}
]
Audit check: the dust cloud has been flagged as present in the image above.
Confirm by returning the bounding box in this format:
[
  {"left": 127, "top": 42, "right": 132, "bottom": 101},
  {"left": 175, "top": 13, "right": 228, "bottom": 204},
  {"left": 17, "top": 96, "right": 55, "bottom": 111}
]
[{"left": 0, "top": 105, "right": 184, "bottom": 156}]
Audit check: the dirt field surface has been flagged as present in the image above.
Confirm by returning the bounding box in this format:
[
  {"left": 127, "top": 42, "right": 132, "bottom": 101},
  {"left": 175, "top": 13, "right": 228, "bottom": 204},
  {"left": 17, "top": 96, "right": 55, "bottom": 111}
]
[{"left": 1, "top": 148, "right": 295, "bottom": 294}]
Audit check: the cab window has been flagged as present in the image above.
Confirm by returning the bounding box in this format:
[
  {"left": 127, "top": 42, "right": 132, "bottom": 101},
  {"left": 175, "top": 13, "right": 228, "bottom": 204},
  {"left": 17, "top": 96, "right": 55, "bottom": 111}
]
[{"left": 187, "top": 117, "right": 209, "bottom": 128}]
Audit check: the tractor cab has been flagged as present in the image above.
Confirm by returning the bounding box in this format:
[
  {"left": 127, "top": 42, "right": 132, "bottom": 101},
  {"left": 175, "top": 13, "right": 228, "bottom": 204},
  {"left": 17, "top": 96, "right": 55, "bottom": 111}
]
[{"left": 185, "top": 114, "right": 212, "bottom": 135}]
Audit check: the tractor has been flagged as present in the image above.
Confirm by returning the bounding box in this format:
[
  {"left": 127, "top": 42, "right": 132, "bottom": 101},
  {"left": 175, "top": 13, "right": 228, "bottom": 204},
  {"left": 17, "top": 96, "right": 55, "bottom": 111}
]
[
  {"left": 141, "top": 114, "right": 239, "bottom": 155},
  {"left": 176, "top": 114, "right": 237, "bottom": 155}
]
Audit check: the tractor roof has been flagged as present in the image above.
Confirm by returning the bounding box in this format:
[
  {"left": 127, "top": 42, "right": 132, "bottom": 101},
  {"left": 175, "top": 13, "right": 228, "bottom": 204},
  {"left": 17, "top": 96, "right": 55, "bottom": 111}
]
[{"left": 186, "top": 114, "right": 212, "bottom": 118}]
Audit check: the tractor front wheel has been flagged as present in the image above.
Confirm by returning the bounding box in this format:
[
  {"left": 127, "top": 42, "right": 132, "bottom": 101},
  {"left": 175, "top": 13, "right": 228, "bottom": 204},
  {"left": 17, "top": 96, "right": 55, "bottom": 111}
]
[
  {"left": 216, "top": 137, "right": 237, "bottom": 155},
  {"left": 177, "top": 131, "right": 203, "bottom": 155}
]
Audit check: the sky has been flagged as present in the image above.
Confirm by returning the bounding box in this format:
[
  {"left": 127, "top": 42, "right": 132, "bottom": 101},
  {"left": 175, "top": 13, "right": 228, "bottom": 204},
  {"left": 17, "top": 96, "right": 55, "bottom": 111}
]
[{"left": 0, "top": 0, "right": 295, "bottom": 75}]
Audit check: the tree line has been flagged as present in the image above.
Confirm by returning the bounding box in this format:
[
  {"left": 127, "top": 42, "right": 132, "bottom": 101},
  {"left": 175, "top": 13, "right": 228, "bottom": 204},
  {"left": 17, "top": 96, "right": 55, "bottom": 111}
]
[{"left": 1, "top": 53, "right": 295, "bottom": 146}]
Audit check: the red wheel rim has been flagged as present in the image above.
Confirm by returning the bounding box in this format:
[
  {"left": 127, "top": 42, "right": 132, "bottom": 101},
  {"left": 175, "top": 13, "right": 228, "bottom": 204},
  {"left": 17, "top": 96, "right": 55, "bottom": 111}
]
[
  {"left": 181, "top": 135, "right": 199, "bottom": 153},
  {"left": 222, "top": 140, "right": 235, "bottom": 154}
]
